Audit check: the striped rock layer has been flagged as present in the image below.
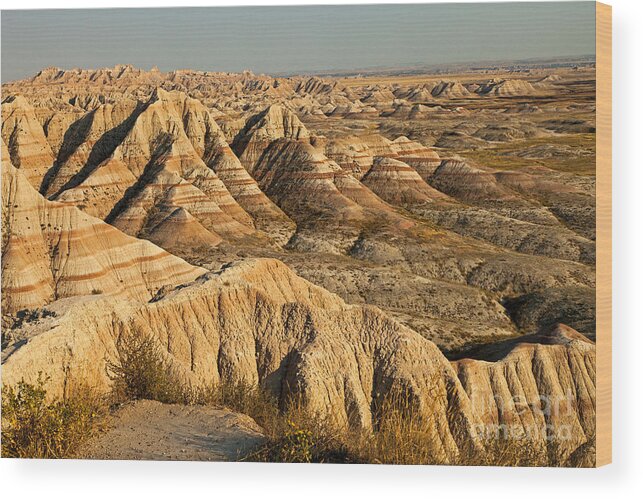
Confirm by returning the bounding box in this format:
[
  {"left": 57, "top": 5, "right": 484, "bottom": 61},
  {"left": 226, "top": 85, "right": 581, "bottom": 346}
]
[
  {"left": 1, "top": 95, "right": 55, "bottom": 190},
  {"left": 1, "top": 158, "right": 205, "bottom": 313},
  {"left": 231, "top": 105, "right": 404, "bottom": 231},
  {"left": 361, "top": 157, "right": 450, "bottom": 206},
  {"left": 476, "top": 79, "right": 538, "bottom": 97}
]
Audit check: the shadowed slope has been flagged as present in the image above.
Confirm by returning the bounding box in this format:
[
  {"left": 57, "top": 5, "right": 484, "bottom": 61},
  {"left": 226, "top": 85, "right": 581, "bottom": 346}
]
[{"left": 1, "top": 95, "right": 55, "bottom": 190}]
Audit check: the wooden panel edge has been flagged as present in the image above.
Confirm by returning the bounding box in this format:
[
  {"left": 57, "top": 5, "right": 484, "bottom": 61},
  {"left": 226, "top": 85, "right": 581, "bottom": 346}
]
[{"left": 595, "top": 0, "right": 612, "bottom": 468}]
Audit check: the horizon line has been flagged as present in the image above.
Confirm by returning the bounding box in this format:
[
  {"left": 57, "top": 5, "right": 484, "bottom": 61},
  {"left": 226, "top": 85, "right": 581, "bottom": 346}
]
[{"left": 2, "top": 54, "right": 597, "bottom": 85}]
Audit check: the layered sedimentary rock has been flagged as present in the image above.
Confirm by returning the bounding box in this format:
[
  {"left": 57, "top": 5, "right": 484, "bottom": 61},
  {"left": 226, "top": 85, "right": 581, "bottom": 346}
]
[
  {"left": 1, "top": 160, "right": 205, "bottom": 313},
  {"left": 391, "top": 136, "right": 443, "bottom": 178},
  {"left": 180, "top": 96, "right": 295, "bottom": 243},
  {"left": 477, "top": 79, "right": 538, "bottom": 97},
  {"left": 1, "top": 65, "right": 598, "bottom": 467},
  {"left": 534, "top": 74, "right": 562, "bottom": 88},
  {"left": 1, "top": 95, "right": 55, "bottom": 190},
  {"left": 146, "top": 207, "right": 223, "bottom": 252},
  {"left": 429, "top": 159, "right": 521, "bottom": 204},
  {"left": 406, "top": 87, "right": 434, "bottom": 102},
  {"left": 53, "top": 156, "right": 138, "bottom": 219},
  {"left": 106, "top": 165, "right": 249, "bottom": 241},
  {"left": 41, "top": 98, "right": 140, "bottom": 198},
  {"left": 320, "top": 134, "right": 407, "bottom": 178},
  {"left": 232, "top": 105, "right": 400, "bottom": 232},
  {"left": 0, "top": 68, "right": 597, "bottom": 328},
  {"left": 323, "top": 137, "right": 374, "bottom": 176},
  {"left": 111, "top": 88, "right": 253, "bottom": 225},
  {"left": 2, "top": 257, "right": 596, "bottom": 466},
  {"left": 452, "top": 324, "right": 595, "bottom": 464},
  {"left": 39, "top": 88, "right": 265, "bottom": 248},
  {"left": 232, "top": 104, "right": 310, "bottom": 172},
  {"left": 248, "top": 139, "right": 378, "bottom": 226},
  {"left": 361, "top": 157, "right": 449, "bottom": 206},
  {"left": 361, "top": 87, "right": 396, "bottom": 105},
  {"left": 431, "top": 81, "right": 471, "bottom": 99}
]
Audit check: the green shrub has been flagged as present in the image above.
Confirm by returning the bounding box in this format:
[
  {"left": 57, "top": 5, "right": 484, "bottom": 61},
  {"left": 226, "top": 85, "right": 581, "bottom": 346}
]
[
  {"left": 1, "top": 374, "right": 106, "bottom": 458},
  {"left": 107, "top": 333, "right": 186, "bottom": 404},
  {"left": 235, "top": 391, "right": 349, "bottom": 464},
  {"left": 267, "top": 420, "right": 315, "bottom": 463}
]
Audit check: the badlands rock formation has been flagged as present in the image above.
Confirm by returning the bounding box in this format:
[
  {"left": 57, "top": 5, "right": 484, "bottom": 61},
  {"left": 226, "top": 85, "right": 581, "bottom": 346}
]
[
  {"left": 431, "top": 80, "right": 471, "bottom": 99},
  {"left": 392, "top": 136, "right": 441, "bottom": 170},
  {"left": 2, "top": 252, "right": 596, "bottom": 465},
  {"left": 1, "top": 159, "right": 204, "bottom": 313},
  {"left": 361, "top": 157, "right": 450, "bottom": 206},
  {"left": 2, "top": 64, "right": 597, "bottom": 465},
  {"left": 477, "top": 78, "right": 539, "bottom": 97},
  {"left": 230, "top": 105, "right": 406, "bottom": 239},
  {"left": 429, "top": 159, "right": 520, "bottom": 204},
  {"left": 195, "top": 107, "right": 295, "bottom": 243},
  {"left": 452, "top": 323, "right": 595, "bottom": 463},
  {"left": 232, "top": 104, "right": 310, "bottom": 171},
  {"left": 1, "top": 66, "right": 597, "bottom": 330},
  {"left": 2, "top": 95, "right": 55, "bottom": 189}
]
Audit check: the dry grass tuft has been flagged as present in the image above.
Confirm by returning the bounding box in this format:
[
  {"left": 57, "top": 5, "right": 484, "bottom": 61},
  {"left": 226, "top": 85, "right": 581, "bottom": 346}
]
[
  {"left": 1, "top": 374, "right": 107, "bottom": 458},
  {"left": 105, "top": 335, "right": 551, "bottom": 465},
  {"left": 107, "top": 333, "right": 187, "bottom": 405},
  {"left": 3, "top": 334, "right": 553, "bottom": 464}
]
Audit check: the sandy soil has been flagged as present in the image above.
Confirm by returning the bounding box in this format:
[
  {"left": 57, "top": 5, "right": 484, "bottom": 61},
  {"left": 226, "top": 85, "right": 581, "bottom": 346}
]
[{"left": 79, "top": 400, "right": 265, "bottom": 461}]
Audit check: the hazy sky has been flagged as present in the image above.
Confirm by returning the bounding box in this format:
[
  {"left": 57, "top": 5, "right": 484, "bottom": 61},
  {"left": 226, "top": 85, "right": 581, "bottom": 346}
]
[{"left": 1, "top": 3, "right": 595, "bottom": 82}]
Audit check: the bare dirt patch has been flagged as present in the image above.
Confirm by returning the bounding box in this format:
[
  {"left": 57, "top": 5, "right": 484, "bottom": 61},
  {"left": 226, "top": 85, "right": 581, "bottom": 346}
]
[{"left": 79, "top": 400, "right": 265, "bottom": 461}]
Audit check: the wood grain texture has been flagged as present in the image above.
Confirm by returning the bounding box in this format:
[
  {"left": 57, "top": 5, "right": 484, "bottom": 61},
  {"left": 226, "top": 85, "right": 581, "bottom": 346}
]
[{"left": 596, "top": 1, "right": 612, "bottom": 467}]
